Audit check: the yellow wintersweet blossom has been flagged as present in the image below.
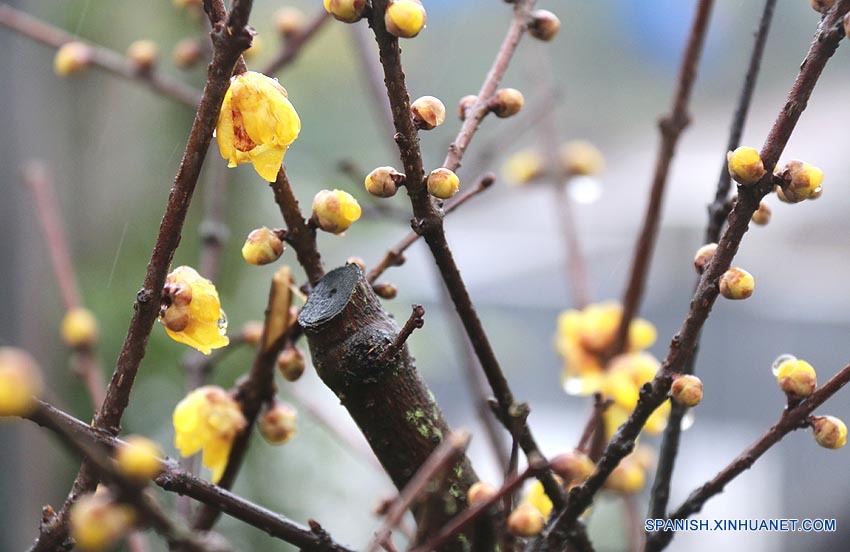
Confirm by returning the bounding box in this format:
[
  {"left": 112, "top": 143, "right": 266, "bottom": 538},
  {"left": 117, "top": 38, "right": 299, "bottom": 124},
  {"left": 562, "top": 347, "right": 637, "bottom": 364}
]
[
  {"left": 216, "top": 71, "right": 301, "bottom": 182},
  {"left": 0, "top": 347, "right": 43, "bottom": 417},
  {"left": 502, "top": 149, "right": 545, "bottom": 185},
  {"left": 172, "top": 386, "right": 246, "bottom": 483},
  {"left": 70, "top": 493, "right": 136, "bottom": 551},
  {"left": 160, "top": 266, "right": 229, "bottom": 355},
  {"left": 523, "top": 480, "right": 554, "bottom": 518}
]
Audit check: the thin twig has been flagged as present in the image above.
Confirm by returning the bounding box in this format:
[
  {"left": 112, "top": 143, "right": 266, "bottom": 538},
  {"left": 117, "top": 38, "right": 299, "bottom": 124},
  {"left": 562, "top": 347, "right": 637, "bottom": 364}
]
[
  {"left": 646, "top": 0, "right": 778, "bottom": 524},
  {"left": 270, "top": 168, "right": 325, "bottom": 286},
  {"left": 576, "top": 394, "right": 611, "bottom": 456},
  {"left": 378, "top": 304, "right": 425, "bottom": 362},
  {"left": 608, "top": 0, "right": 715, "bottom": 359},
  {"left": 535, "top": 3, "right": 850, "bottom": 547},
  {"left": 365, "top": 431, "right": 471, "bottom": 552},
  {"left": 263, "top": 10, "right": 330, "bottom": 75},
  {"left": 0, "top": 4, "right": 201, "bottom": 108}
]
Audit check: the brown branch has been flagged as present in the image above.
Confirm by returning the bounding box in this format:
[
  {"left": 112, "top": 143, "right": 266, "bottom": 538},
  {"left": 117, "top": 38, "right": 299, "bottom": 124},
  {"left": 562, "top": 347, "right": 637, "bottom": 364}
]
[
  {"left": 608, "top": 0, "right": 715, "bottom": 359},
  {"left": 263, "top": 10, "right": 330, "bottom": 75},
  {"left": 535, "top": 3, "right": 850, "bottom": 548},
  {"left": 28, "top": 3, "right": 256, "bottom": 550},
  {"left": 576, "top": 394, "right": 611, "bottom": 456},
  {"left": 365, "top": 431, "right": 471, "bottom": 552},
  {"left": 25, "top": 401, "right": 356, "bottom": 552},
  {"left": 0, "top": 4, "right": 201, "bottom": 108},
  {"left": 647, "top": 361, "right": 850, "bottom": 550},
  {"left": 378, "top": 304, "right": 425, "bottom": 363},
  {"left": 270, "top": 168, "right": 325, "bottom": 286},
  {"left": 647, "top": 0, "right": 778, "bottom": 523},
  {"left": 366, "top": 173, "right": 495, "bottom": 284}
]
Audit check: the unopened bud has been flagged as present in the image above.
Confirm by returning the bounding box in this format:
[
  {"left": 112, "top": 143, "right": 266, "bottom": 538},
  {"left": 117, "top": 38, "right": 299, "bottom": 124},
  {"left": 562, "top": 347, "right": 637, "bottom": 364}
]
[
  {"left": 54, "top": 42, "right": 92, "bottom": 77},
  {"left": 467, "top": 481, "right": 498, "bottom": 507},
  {"left": 751, "top": 202, "right": 771, "bottom": 226},
  {"left": 507, "top": 503, "right": 545, "bottom": 537},
  {"left": 811, "top": 0, "right": 835, "bottom": 13},
  {"left": 242, "top": 227, "right": 285, "bottom": 266},
  {"left": 727, "top": 146, "right": 766, "bottom": 186},
  {"left": 312, "top": 189, "right": 362, "bottom": 234},
  {"left": 560, "top": 140, "right": 604, "bottom": 176},
  {"left": 115, "top": 435, "right": 163, "bottom": 482},
  {"left": 173, "top": 38, "right": 202, "bottom": 69},
  {"left": 0, "top": 347, "right": 43, "bottom": 417},
  {"left": 259, "top": 401, "right": 298, "bottom": 445},
  {"left": 427, "top": 168, "right": 460, "bottom": 199},
  {"left": 61, "top": 307, "right": 100, "bottom": 348},
  {"left": 491, "top": 88, "right": 524, "bottom": 118},
  {"left": 719, "top": 267, "right": 754, "bottom": 300},
  {"left": 671, "top": 374, "right": 703, "bottom": 407},
  {"left": 274, "top": 7, "right": 306, "bottom": 37},
  {"left": 365, "top": 166, "right": 404, "bottom": 198},
  {"left": 374, "top": 282, "right": 398, "bottom": 300},
  {"left": 457, "top": 95, "right": 478, "bottom": 121},
  {"left": 70, "top": 493, "right": 136, "bottom": 552},
  {"left": 411, "top": 96, "right": 446, "bottom": 130},
  {"left": 811, "top": 415, "right": 847, "bottom": 449},
  {"left": 776, "top": 359, "right": 817, "bottom": 400},
  {"left": 127, "top": 40, "right": 159, "bottom": 72},
  {"left": 241, "top": 321, "right": 265, "bottom": 346},
  {"left": 323, "top": 0, "right": 366, "bottom": 23},
  {"left": 528, "top": 9, "right": 561, "bottom": 41},
  {"left": 277, "top": 346, "right": 306, "bottom": 382},
  {"left": 550, "top": 451, "right": 595, "bottom": 483},
  {"left": 604, "top": 460, "right": 645, "bottom": 494},
  {"left": 693, "top": 243, "right": 717, "bottom": 274},
  {"left": 778, "top": 160, "right": 823, "bottom": 202},
  {"left": 385, "top": 0, "right": 427, "bottom": 38}
]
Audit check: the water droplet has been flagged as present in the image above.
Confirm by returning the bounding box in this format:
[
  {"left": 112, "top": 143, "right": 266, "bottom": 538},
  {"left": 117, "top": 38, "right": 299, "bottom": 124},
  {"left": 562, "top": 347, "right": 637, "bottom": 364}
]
[
  {"left": 771, "top": 354, "right": 796, "bottom": 376},
  {"left": 681, "top": 409, "right": 695, "bottom": 431},
  {"left": 563, "top": 375, "right": 591, "bottom": 396},
  {"left": 568, "top": 176, "right": 602, "bottom": 205},
  {"left": 217, "top": 309, "right": 228, "bottom": 335}
]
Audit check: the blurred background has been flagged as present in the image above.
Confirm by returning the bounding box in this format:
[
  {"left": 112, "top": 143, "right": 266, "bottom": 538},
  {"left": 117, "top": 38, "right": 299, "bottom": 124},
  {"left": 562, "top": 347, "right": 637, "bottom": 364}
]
[{"left": 2, "top": 0, "right": 850, "bottom": 550}]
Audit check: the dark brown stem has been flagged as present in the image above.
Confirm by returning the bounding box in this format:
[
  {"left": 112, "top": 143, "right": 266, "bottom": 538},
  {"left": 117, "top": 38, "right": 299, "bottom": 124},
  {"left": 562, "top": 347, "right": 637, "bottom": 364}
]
[
  {"left": 25, "top": 401, "right": 356, "bottom": 552},
  {"left": 366, "top": 173, "right": 495, "bottom": 284},
  {"left": 366, "top": 431, "right": 471, "bottom": 552},
  {"left": 263, "top": 10, "right": 330, "bottom": 75},
  {"left": 646, "top": 0, "right": 777, "bottom": 524},
  {"left": 0, "top": 4, "right": 201, "bottom": 108},
  {"left": 647, "top": 362, "right": 850, "bottom": 550},
  {"left": 576, "top": 395, "right": 611, "bottom": 456},
  {"left": 608, "top": 0, "right": 715, "bottom": 359},
  {"left": 378, "top": 304, "right": 425, "bottom": 363},
  {"left": 270, "top": 168, "right": 325, "bottom": 286},
  {"left": 535, "top": 3, "right": 850, "bottom": 547},
  {"left": 28, "top": 3, "right": 255, "bottom": 549}
]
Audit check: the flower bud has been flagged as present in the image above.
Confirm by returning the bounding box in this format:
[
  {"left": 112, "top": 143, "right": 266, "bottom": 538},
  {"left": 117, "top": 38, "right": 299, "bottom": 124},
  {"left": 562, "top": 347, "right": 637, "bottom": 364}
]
[
  {"left": 751, "top": 202, "right": 771, "bottom": 226},
  {"left": 775, "top": 359, "right": 817, "bottom": 400},
  {"left": 277, "top": 345, "right": 306, "bottom": 382},
  {"left": 259, "top": 401, "right": 298, "bottom": 445},
  {"left": 385, "top": 0, "right": 427, "bottom": 38},
  {"left": 727, "top": 146, "right": 766, "bottom": 186},
  {"left": 693, "top": 243, "right": 717, "bottom": 274},
  {"left": 347, "top": 257, "right": 367, "bottom": 272},
  {"left": 374, "top": 282, "right": 398, "bottom": 300},
  {"left": 115, "top": 435, "right": 163, "bottom": 482},
  {"left": 491, "top": 88, "right": 524, "bottom": 118},
  {"left": 719, "top": 267, "right": 754, "bottom": 300},
  {"left": 811, "top": 0, "right": 835, "bottom": 13},
  {"left": 467, "top": 481, "right": 498, "bottom": 507},
  {"left": 312, "top": 189, "right": 362, "bottom": 234},
  {"left": 323, "top": 0, "right": 366, "bottom": 23},
  {"left": 503, "top": 149, "right": 545, "bottom": 185},
  {"left": 127, "top": 40, "right": 159, "bottom": 72},
  {"left": 427, "top": 168, "right": 460, "bottom": 199},
  {"left": 242, "top": 227, "right": 284, "bottom": 266},
  {"left": 275, "top": 7, "right": 306, "bottom": 38},
  {"left": 70, "top": 493, "right": 136, "bottom": 552},
  {"left": 0, "top": 347, "right": 43, "bottom": 417},
  {"left": 671, "top": 374, "right": 703, "bottom": 407},
  {"left": 457, "top": 95, "right": 478, "bottom": 121},
  {"left": 411, "top": 95, "right": 446, "bottom": 130},
  {"left": 163, "top": 305, "right": 190, "bottom": 332},
  {"left": 550, "top": 451, "right": 595, "bottom": 483},
  {"left": 365, "top": 166, "right": 404, "bottom": 198},
  {"left": 528, "top": 9, "right": 561, "bottom": 41},
  {"left": 61, "top": 307, "right": 100, "bottom": 348},
  {"left": 778, "top": 160, "right": 824, "bottom": 202},
  {"left": 811, "top": 415, "right": 847, "bottom": 449},
  {"left": 173, "top": 38, "right": 202, "bottom": 69},
  {"left": 507, "top": 503, "right": 545, "bottom": 537},
  {"left": 560, "top": 141, "right": 604, "bottom": 176},
  {"left": 54, "top": 42, "right": 92, "bottom": 77},
  {"left": 604, "top": 460, "right": 645, "bottom": 494},
  {"left": 241, "top": 321, "right": 265, "bottom": 346}
]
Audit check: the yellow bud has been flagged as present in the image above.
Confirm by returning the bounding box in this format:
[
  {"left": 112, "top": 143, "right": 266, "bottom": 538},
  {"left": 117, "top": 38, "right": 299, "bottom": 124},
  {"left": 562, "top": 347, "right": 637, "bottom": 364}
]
[
  {"left": 274, "top": 7, "right": 306, "bottom": 37},
  {"left": 0, "top": 347, "right": 43, "bottom": 417},
  {"left": 373, "top": 282, "right": 398, "bottom": 300},
  {"left": 812, "top": 415, "right": 847, "bottom": 449},
  {"left": 126, "top": 40, "right": 159, "bottom": 71},
  {"left": 550, "top": 451, "right": 595, "bottom": 483},
  {"left": 457, "top": 95, "right": 478, "bottom": 121},
  {"left": 115, "top": 435, "right": 163, "bottom": 481},
  {"left": 54, "top": 42, "right": 92, "bottom": 77},
  {"left": 751, "top": 202, "right": 771, "bottom": 226},
  {"left": 242, "top": 227, "right": 284, "bottom": 266},
  {"left": 61, "top": 307, "right": 100, "bottom": 348},
  {"left": 385, "top": 0, "right": 427, "bottom": 38},
  {"left": 727, "top": 146, "right": 766, "bottom": 186},
  {"left": 70, "top": 493, "right": 136, "bottom": 552},
  {"left": 323, "top": 0, "right": 366, "bottom": 23},
  {"left": 277, "top": 346, "right": 306, "bottom": 382},
  {"left": 259, "top": 401, "right": 298, "bottom": 445},
  {"left": 365, "top": 166, "right": 403, "bottom": 198},
  {"left": 172, "top": 38, "right": 202, "bottom": 69},
  {"left": 312, "top": 189, "right": 362, "bottom": 234},
  {"left": 811, "top": 0, "right": 835, "bottom": 13},
  {"left": 503, "top": 149, "right": 545, "bottom": 185},
  {"left": 491, "top": 88, "right": 524, "bottom": 118},
  {"left": 467, "top": 481, "right": 498, "bottom": 507},
  {"left": 528, "top": 9, "right": 561, "bottom": 41},
  {"left": 560, "top": 140, "right": 605, "bottom": 176},
  {"left": 776, "top": 359, "right": 817, "bottom": 400},
  {"left": 670, "top": 374, "right": 703, "bottom": 407},
  {"left": 427, "top": 168, "right": 460, "bottom": 199},
  {"left": 604, "top": 460, "right": 645, "bottom": 494},
  {"left": 779, "top": 160, "right": 824, "bottom": 202},
  {"left": 507, "top": 503, "right": 545, "bottom": 537},
  {"left": 411, "top": 96, "right": 446, "bottom": 130},
  {"left": 719, "top": 267, "right": 754, "bottom": 300},
  {"left": 240, "top": 321, "right": 265, "bottom": 346}
]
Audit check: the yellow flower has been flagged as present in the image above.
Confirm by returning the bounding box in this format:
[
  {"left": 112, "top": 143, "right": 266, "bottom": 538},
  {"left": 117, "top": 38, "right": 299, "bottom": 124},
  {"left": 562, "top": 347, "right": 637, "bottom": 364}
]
[
  {"left": 160, "top": 266, "right": 229, "bottom": 355},
  {"left": 604, "top": 454, "right": 646, "bottom": 494},
  {"left": 502, "top": 149, "right": 545, "bottom": 185},
  {"left": 0, "top": 347, "right": 43, "bottom": 417},
  {"left": 61, "top": 307, "right": 100, "bottom": 348},
  {"left": 115, "top": 435, "right": 163, "bottom": 482},
  {"left": 172, "top": 386, "right": 246, "bottom": 483},
  {"left": 560, "top": 140, "right": 605, "bottom": 176},
  {"left": 216, "top": 71, "right": 301, "bottom": 182},
  {"left": 70, "top": 493, "right": 136, "bottom": 551},
  {"left": 312, "top": 189, "right": 362, "bottom": 234},
  {"left": 523, "top": 480, "right": 554, "bottom": 518}
]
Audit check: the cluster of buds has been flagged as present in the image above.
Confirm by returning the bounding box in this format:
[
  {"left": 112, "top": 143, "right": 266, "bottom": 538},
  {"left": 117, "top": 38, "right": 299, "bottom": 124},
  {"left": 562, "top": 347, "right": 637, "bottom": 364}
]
[
  {"left": 275, "top": 7, "right": 306, "bottom": 38},
  {"left": 311, "top": 189, "right": 362, "bottom": 234},
  {"left": 670, "top": 374, "right": 704, "bottom": 407},
  {"left": 126, "top": 40, "right": 159, "bottom": 72},
  {"left": 411, "top": 96, "right": 446, "bottom": 130},
  {"left": 427, "top": 168, "right": 460, "bottom": 199},
  {"left": 242, "top": 227, "right": 285, "bottom": 266},
  {"left": 385, "top": 0, "right": 427, "bottom": 38},
  {"left": 259, "top": 400, "right": 298, "bottom": 445},
  {"left": 775, "top": 160, "right": 824, "bottom": 203},
  {"left": 502, "top": 140, "right": 605, "bottom": 186},
  {"left": 60, "top": 307, "right": 100, "bottom": 349},
  {"left": 458, "top": 88, "right": 525, "bottom": 121},
  {"left": 114, "top": 435, "right": 163, "bottom": 482},
  {"left": 719, "top": 267, "right": 755, "bottom": 300},
  {"left": 365, "top": 166, "right": 404, "bottom": 198},
  {"left": 528, "top": 9, "right": 561, "bottom": 41},
  {"left": 54, "top": 42, "right": 93, "bottom": 77},
  {"left": 277, "top": 344, "right": 306, "bottom": 381},
  {"left": 70, "top": 491, "right": 136, "bottom": 552},
  {"left": 0, "top": 347, "right": 43, "bottom": 417},
  {"left": 159, "top": 266, "right": 229, "bottom": 355}
]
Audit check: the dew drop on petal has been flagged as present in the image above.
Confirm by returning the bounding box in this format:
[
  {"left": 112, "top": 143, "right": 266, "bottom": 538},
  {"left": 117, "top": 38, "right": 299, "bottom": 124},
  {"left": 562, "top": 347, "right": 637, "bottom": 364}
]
[
  {"left": 217, "top": 310, "right": 228, "bottom": 335},
  {"left": 771, "top": 354, "right": 796, "bottom": 377},
  {"left": 568, "top": 176, "right": 602, "bottom": 205},
  {"left": 681, "top": 409, "right": 695, "bottom": 431}
]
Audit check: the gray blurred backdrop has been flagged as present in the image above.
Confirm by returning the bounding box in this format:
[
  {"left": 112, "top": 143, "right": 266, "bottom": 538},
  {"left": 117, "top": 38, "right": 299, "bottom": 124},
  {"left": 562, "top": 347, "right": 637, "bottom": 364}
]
[{"left": 1, "top": 1, "right": 850, "bottom": 550}]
